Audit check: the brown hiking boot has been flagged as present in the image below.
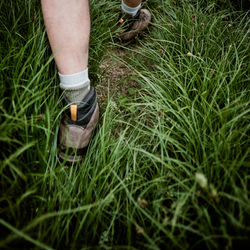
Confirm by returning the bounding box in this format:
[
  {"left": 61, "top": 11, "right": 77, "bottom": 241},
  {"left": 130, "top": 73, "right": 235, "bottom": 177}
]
[
  {"left": 58, "top": 87, "right": 99, "bottom": 163},
  {"left": 119, "top": 9, "right": 151, "bottom": 41}
]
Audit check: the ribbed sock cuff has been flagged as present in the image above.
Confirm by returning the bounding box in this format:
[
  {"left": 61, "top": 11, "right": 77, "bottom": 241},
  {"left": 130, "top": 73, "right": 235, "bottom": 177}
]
[
  {"left": 121, "top": 0, "right": 141, "bottom": 17},
  {"left": 59, "top": 68, "right": 90, "bottom": 90},
  {"left": 59, "top": 68, "right": 90, "bottom": 103}
]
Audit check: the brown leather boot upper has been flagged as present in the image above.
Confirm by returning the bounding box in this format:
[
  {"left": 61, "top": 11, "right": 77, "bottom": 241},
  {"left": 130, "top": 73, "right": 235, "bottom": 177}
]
[
  {"left": 58, "top": 87, "right": 99, "bottom": 163},
  {"left": 119, "top": 9, "right": 151, "bottom": 41}
]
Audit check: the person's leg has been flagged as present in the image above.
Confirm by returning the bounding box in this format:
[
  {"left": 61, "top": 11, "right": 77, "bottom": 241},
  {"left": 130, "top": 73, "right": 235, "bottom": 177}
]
[
  {"left": 41, "top": 0, "right": 90, "bottom": 103},
  {"left": 124, "top": 0, "right": 142, "bottom": 7},
  {"left": 120, "top": 0, "right": 151, "bottom": 40},
  {"left": 122, "top": 0, "right": 142, "bottom": 16},
  {"left": 41, "top": 0, "right": 90, "bottom": 74},
  {"left": 42, "top": 0, "right": 99, "bottom": 162}
]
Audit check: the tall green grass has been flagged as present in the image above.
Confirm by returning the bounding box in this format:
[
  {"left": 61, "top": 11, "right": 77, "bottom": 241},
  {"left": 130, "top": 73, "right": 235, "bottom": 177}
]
[{"left": 0, "top": 0, "right": 249, "bottom": 249}]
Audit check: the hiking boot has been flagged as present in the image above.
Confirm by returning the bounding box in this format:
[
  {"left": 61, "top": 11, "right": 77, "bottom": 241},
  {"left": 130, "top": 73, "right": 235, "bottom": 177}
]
[
  {"left": 119, "top": 9, "right": 151, "bottom": 41},
  {"left": 58, "top": 87, "right": 99, "bottom": 163}
]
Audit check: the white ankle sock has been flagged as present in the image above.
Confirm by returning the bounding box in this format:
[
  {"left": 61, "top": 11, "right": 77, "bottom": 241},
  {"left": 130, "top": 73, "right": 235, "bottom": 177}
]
[
  {"left": 59, "top": 68, "right": 90, "bottom": 103},
  {"left": 121, "top": 0, "right": 141, "bottom": 17}
]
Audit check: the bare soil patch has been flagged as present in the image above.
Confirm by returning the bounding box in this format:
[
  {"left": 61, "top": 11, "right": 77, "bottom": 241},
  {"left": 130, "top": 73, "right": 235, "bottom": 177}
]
[{"left": 96, "top": 49, "right": 140, "bottom": 106}]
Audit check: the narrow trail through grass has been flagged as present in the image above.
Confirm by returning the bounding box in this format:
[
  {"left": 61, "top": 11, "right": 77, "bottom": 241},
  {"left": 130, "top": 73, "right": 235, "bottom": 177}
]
[{"left": 0, "top": 0, "right": 249, "bottom": 249}]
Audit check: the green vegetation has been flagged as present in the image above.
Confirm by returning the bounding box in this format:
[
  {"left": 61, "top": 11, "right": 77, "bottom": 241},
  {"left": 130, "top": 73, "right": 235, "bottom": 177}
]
[{"left": 0, "top": 0, "right": 249, "bottom": 249}]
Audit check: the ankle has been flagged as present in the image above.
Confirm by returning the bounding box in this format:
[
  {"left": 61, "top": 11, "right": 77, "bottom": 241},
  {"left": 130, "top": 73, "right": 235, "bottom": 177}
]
[
  {"left": 123, "top": 0, "right": 142, "bottom": 8},
  {"left": 121, "top": 0, "right": 141, "bottom": 17},
  {"left": 59, "top": 68, "right": 90, "bottom": 103}
]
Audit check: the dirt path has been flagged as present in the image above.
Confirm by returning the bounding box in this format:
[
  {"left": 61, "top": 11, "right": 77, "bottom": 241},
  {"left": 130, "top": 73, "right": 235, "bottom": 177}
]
[{"left": 96, "top": 49, "right": 140, "bottom": 106}]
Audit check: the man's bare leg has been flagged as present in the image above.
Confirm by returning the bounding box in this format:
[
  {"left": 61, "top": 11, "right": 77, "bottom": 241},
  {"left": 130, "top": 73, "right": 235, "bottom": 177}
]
[
  {"left": 122, "top": 0, "right": 142, "bottom": 16},
  {"left": 41, "top": 0, "right": 90, "bottom": 103},
  {"left": 42, "top": 0, "right": 99, "bottom": 163},
  {"left": 41, "top": 0, "right": 90, "bottom": 74},
  {"left": 124, "top": 0, "right": 142, "bottom": 8}
]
